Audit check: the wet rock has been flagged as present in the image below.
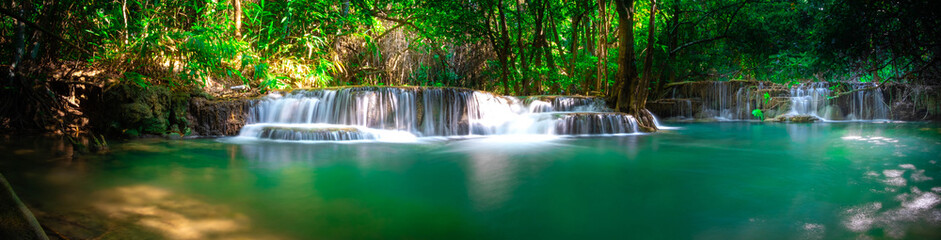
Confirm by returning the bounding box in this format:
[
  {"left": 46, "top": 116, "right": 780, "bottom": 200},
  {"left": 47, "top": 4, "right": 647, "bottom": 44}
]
[
  {"left": 762, "top": 109, "right": 778, "bottom": 120},
  {"left": 95, "top": 83, "right": 191, "bottom": 137},
  {"left": 787, "top": 115, "right": 818, "bottom": 123},
  {"left": 186, "top": 98, "right": 252, "bottom": 136}
]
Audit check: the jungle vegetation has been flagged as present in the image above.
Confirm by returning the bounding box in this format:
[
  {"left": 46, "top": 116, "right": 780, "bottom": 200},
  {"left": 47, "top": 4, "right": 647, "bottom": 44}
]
[{"left": 2, "top": 0, "right": 940, "bottom": 116}]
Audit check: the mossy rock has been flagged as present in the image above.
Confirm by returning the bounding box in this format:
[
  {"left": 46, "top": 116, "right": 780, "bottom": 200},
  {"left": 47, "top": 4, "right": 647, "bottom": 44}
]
[
  {"left": 119, "top": 103, "right": 151, "bottom": 123},
  {"left": 99, "top": 83, "right": 195, "bottom": 137}
]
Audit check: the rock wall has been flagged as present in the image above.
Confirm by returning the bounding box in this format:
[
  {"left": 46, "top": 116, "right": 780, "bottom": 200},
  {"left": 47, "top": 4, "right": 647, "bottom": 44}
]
[
  {"left": 187, "top": 98, "right": 252, "bottom": 136},
  {"left": 89, "top": 83, "right": 253, "bottom": 137},
  {"left": 94, "top": 84, "right": 191, "bottom": 137},
  {"left": 883, "top": 84, "right": 941, "bottom": 121}
]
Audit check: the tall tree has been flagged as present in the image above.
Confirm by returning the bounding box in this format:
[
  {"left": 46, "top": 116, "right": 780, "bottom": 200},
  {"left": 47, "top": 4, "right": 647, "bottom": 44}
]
[
  {"left": 484, "top": 0, "right": 513, "bottom": 94},
  {"left": 595, "top": 0, "right": 608, "bottom": 95},
  {"left": 515, "top": 1, "right": 529, "bottom": 95},
  {"left": 611, "top": 0, "right": 636, "bottom": 113},
  {"left": 234, "top": 0, "right": 242, "bottom": 38},
  {"left": 530, "top": 0, "right": 548, "bottom": 94},
  {"left": 635, "top": 0, "right": 657, "bottom": 114}
]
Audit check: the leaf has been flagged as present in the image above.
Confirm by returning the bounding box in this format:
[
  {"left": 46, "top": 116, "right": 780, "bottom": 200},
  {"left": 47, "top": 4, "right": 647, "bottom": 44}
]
[{"left": 752, "top": 109, "right": 765, "bottom": 121}]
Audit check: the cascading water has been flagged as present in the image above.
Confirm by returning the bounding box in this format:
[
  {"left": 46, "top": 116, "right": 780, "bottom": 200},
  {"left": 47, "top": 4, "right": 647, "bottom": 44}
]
[
  {"left": 652, "top": 81, "right": 892, "bottom": 121},
  {"left": 788, "top": 82, "right": 889, "bottom": 120},
  {"left": 679, "top": 81, "right": 762, "bottom": 120},
  {"left": 237, "top": 87, "right": 640, "bottom": 142}
]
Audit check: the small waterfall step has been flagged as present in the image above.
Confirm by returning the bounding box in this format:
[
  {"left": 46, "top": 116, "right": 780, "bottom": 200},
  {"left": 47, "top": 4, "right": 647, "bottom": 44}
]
[
  {"left": 553, "top": 113, "right": 640, "bottom": 135},
  {"left": 236, "top": 86, "right": 644, "bottom": 141},
  {"left": 520, "top": 96, "right": 609, "bottom": 113},
  {"left": 241, "top": 123, "right": 418, "bottom": 142}
]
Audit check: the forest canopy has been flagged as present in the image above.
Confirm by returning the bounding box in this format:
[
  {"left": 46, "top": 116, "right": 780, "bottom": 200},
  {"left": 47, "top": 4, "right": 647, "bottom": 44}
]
[{"left": 2, "top": 0, "right": 939, "bottom": 96}]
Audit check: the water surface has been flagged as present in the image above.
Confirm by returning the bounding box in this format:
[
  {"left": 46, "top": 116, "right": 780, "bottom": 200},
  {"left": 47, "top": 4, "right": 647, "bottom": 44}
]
[{"left": 2, "top": 122, "right": 940, "bottom": 239}]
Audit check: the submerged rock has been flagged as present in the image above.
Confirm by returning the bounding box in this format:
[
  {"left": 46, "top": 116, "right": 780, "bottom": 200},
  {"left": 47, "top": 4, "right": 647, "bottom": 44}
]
[{"left": 787, "top": 115, "right": 818, "bottom": 123}]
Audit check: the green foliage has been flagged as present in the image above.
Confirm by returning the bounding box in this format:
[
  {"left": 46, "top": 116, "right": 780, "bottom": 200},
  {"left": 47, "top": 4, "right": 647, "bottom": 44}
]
[
  {"left": 5, "top": 0, "right": 937, "bottom": 97},
  {"left": 752, "top": 109, "right": 764, "bottom": 121},
  {"left": 253, "top": 63, "right": 286, "bottom": 92},
  {"left": 124, "top": 72, "right": 149, "bottom": 89},
  {"left": 763, "top": 93, "right": 771, "bottom": 105}
]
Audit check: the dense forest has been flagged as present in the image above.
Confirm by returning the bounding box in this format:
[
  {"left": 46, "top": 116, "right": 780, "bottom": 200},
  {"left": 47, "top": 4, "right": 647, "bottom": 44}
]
[{"left": 2, "top": 0, "right": 940, "bottom": 132}]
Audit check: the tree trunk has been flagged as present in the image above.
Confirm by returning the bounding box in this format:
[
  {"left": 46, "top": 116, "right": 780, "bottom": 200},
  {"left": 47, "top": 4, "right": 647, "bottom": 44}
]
[
  {"left": 585, "top": 16, "right": 594, "bottom": 94},
  {"left": 515, "top": 0, "right": 528, "bottom": 95},
  {"left": 498, "top": 0, "right": 512, "bottom": 95},
  {"left": 122, "top": 0, "right": 128, "bottom": 44},
  {"left": 572, "top": 14, "right": 583, "bottom": 93},
  {"left": 596, "top": 0, "right": 609, "bottom": 95},
  {"left": 546, "top": 5, "right": 562, "bottom": 94},
  {"left": 10, "top": 3, "right": 25, "bottom": 79},
  {"left": 656, "top": 2, "right": 678, "bottom": 97},
  {"left": 612, "top": 0, "right": 636, "bottom": 113},
  {"left": 531, "top": 0, "right": 546, "bottom": 95},
  {"left": 635, "top": 0, "right": 657, "bottom": 114},
  {"left": 234, "top": 0, "right": 242, "bottom": 38},
  {"left": 569, "top": 16, "right": 580, "bottom": 77}
]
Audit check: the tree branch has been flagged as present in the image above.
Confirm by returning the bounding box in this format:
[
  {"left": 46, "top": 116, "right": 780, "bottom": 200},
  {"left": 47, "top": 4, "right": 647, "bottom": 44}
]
[{"left": 670, "top": 35, "right": 727, "bottom": 54}]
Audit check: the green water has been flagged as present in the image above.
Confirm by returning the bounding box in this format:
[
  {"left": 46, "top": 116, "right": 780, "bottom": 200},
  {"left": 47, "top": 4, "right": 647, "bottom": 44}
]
[{"left": 2, "top": 123, "right": 941, "bottom": 239}]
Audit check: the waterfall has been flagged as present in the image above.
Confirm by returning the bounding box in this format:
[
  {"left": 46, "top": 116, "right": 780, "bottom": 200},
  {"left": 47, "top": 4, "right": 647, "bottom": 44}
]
[
  {"left": 237, "top": 87, "right": 640, "bottom": 142},
  {"left": 651, "top": 81, "right": 891, "bottom": 121},
  {"left": 788, "top": 83, "right": 830, "bottom": 118},
  {"left": 650, "top": 113, "right": 680, "bottom": 130},
  {"left": 688, "top": 81, "right": 760, "bottom": 120},
  {"left": 788, "top": 82, "right": 889, "bottom": 121},
  {"left": 241, "top": 123, "right": 418, "bottom": 142}
]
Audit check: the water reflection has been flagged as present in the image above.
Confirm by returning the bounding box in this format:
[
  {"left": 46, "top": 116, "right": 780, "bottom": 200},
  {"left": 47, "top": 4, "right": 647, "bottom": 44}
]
[
  {"left": 236, "top": 142, "right": 384, "bottom": 168},
  {"left": 4, "top": 124, "right": 941, "bottom": 239},
  {"left": 92, "top": 185, "right": 282, "bottom": 240},
  {"left": 467, "top": 152, "right": 515, "bottom": 210},
  {"left": 846, "top": 162, "right": 941, "bottom": 239}
]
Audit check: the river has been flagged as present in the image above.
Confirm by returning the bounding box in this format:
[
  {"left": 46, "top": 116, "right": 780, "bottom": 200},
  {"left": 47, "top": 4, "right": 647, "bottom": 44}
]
[{"left": 2, "top": 122, "right": 939, "bottom": 239}]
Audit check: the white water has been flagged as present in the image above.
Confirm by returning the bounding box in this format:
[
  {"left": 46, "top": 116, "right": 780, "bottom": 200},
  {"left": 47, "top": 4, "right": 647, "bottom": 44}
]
[
  {"left": 650, "top": 113, "right": 680, "bottom": 130},
  {"left": 787, "top": 82, "right": 889, "bottom": 121},
  {"left": 662, "top": 81, "right": 890, "bottom": 121},
  {"left": 684, "top": 82, "right": 763, "bottom": 120},
  {"left": 238, "top": 87, "right": 640, "bottom": 142}
]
